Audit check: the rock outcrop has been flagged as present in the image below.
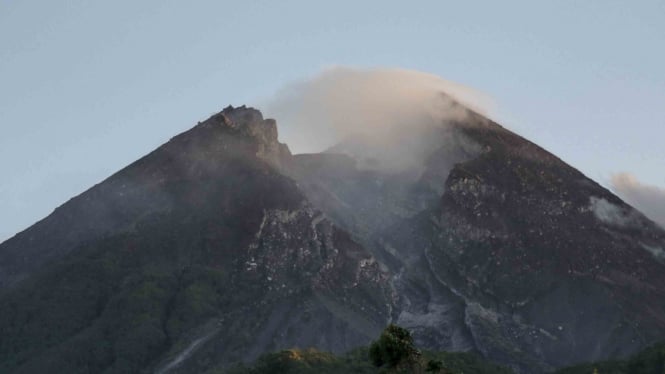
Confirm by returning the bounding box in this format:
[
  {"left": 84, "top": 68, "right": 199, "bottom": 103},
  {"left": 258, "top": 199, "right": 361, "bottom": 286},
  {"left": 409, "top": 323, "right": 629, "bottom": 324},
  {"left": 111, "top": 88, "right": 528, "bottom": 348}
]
[
  {"left": 1, "top": 104, "right": 665, "bottom": 373},
  {"left": 292, "top": 109, "right": 665, "bottom": 373},
  {"left": 0, "top": 106, "right": 392, "bottom": 374}
]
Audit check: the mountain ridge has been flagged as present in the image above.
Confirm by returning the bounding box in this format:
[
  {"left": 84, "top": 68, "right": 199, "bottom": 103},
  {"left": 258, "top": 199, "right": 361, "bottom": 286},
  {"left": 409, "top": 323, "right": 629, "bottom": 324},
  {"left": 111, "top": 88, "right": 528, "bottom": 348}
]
[
  {"left": 0, "top": 105, "right": 393, "bottom": 373},
  {"left": 1, "top": 104, "right": 664, "bottom": 373}
]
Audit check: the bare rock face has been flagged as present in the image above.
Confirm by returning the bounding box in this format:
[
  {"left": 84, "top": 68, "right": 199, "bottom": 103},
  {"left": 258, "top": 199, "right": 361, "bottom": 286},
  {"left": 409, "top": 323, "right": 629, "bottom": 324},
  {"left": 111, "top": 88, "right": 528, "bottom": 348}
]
[
  {"left": 0, "top": 106, "right": 288, "bottom": 290},
  {"left": 0, "top": 106, "right": 392, "bottom": 374},
  {"left": 214, "top": 105, "right": 292, "bottom": 167},
  {"left": 2, "top": 104, "right": 665, "bottom": 374},
  {"left": 292, "top": 109, "right": 665, "bottom": 373}
]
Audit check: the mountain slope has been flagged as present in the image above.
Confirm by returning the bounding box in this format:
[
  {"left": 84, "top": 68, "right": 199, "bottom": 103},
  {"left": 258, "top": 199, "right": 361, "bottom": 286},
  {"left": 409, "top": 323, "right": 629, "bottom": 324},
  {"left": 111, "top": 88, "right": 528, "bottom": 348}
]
[
  {"left": 291, "top": 109, "right": 665, "bottom": 372},
  {"left": 0, "top": 106, "right": 392, "bottom": 373},
  {"left": 1, "top": 103, "right": 665, "bottom": 373},
  {"left": 555, "top": 341, "right": 665, "bottom": 374},
  {"left": 214, "top": 324, "right": 514, "bottom": 374}
]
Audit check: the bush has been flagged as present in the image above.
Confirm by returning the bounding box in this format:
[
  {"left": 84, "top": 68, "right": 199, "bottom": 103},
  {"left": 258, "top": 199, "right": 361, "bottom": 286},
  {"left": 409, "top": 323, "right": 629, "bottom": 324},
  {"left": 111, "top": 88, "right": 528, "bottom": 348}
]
[
  {"left": 426, "top": 359, "right": 444, "bottom": 372},
  {"left": 369, "top": 324, "right": 420, "bottom": 368}
]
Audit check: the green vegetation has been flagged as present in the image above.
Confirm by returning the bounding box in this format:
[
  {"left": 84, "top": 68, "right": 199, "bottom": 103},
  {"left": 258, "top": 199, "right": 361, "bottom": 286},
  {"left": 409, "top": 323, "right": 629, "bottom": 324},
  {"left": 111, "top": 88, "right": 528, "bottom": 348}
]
[
  {"left": 368, "top": 324, "right": 420, "bottom": 369},
  {"left": 0, "top": 212, "right": 261, "bottom": 373},
  {"left": 555, "top": 342, "right": 665, "bottom": 374},
  {"left": 219, "top": 348, "right": 376, "bottom": 374},
  {"left": 213, "top": 325, "right": 514, "bottom": 374},
  {"left": 211, "top": 327, "right": 665, "bottom": 374}
]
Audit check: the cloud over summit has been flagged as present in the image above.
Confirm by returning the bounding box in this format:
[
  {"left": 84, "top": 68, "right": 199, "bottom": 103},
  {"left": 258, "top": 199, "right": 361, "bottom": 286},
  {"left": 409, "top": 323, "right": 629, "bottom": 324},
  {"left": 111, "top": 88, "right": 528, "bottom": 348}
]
[{"left": 264, "top": 67, "right": 494, "bottom": 154}]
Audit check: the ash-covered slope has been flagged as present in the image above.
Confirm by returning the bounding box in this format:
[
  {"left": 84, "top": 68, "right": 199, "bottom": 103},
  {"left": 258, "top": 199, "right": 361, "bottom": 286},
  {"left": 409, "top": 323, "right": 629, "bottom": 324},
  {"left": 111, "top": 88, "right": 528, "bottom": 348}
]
[
  {"left": 0, "top": 107, "right": 392, "bottom": 373},
  {"left": 292, "top": 108, "right": 665, "bottom": 373},
  {"left": 2, "top": 103, "right": 665, "bottom": 374},
  {"left": 0, "top": 107, "right": 292, "bottom": 290}
]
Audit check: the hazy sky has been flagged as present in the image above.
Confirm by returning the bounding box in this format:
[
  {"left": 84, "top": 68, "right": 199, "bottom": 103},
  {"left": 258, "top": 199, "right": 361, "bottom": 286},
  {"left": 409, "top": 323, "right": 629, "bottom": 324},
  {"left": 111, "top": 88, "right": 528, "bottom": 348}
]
[{"left": 1, "top": 1, "right": 664, "bottom": 241}]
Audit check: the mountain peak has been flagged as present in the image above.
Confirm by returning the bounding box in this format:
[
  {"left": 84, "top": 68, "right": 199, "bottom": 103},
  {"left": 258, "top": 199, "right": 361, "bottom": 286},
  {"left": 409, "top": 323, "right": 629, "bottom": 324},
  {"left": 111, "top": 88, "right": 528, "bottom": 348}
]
[
  {"left": 203, "top": 105, "right": 291, "bottom": 166},
  {"left": 3, "top": 101, "right": 665, "bottom": 373},
  {"left": 218, "top": 105, "right": 267, "bottom": 130}
]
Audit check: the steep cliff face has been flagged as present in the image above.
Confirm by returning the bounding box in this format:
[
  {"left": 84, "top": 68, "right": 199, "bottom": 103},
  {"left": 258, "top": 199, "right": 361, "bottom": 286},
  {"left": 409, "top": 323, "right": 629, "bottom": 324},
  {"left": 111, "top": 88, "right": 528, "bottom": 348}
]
[
  {"left": 0, "top": 106, "right": 392, "bottom": 373},
  {"left": 292, "top": 110, "right": 665, "bottom": 372}
]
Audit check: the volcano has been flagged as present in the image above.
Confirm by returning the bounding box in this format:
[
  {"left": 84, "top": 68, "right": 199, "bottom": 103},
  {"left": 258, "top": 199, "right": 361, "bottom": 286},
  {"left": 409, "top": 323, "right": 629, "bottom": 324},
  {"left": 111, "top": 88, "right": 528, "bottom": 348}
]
[{"left": 1, "top": 104, "right": 664, "bottom": 373}]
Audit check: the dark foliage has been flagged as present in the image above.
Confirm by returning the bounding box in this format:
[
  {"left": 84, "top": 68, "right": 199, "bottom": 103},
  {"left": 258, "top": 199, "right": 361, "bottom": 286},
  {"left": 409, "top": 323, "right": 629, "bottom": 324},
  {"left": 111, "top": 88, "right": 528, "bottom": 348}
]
[
  {"left": 555, "top": 342, "right": 665, "bottom": 374},
  {"left": 369, "top": 324, "right": 420, "bottom": 368},
  {"left": 216, "top": 325, "right": 513, "bottom": 374}
]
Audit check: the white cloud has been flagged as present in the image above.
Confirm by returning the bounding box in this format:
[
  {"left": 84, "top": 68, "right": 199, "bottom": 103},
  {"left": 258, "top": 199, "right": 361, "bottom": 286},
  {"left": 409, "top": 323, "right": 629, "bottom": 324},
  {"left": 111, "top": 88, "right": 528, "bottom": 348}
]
[
  {"left": 589, "top": 196, "right": 640, "bottom": 228},
  {"left": 263, "top": 66, "right": 495, "bottom": 155},
  {"left": 610, "top": 173, "right": 665, "bottom": 229}
]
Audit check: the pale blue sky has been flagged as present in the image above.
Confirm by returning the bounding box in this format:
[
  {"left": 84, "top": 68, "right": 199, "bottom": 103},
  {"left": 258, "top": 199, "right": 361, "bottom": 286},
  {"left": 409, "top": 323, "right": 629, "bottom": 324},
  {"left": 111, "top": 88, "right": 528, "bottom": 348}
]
[{"left": 1, "top": 1, "right": 664, "bottom": 241}]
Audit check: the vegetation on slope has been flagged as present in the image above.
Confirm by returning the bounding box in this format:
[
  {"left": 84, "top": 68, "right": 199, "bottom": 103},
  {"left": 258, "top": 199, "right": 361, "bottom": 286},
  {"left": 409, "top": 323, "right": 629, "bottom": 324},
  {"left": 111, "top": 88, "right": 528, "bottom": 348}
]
[
  {"left": 213, "top": 324, "right": 514, "bottom": 374},
  {"left": 0, "top": 217, "right": 248, "bottom": 373},
  {"left": 555, "top": 342, "right": 665, "bottom": 374},
  {"left": 208, "top": 325, "right": 665, "bottom": 374}
]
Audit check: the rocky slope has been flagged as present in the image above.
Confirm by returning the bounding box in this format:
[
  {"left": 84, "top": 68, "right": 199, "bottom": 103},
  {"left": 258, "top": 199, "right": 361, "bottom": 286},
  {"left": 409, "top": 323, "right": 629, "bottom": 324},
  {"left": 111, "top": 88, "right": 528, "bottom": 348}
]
[
  {"left": 292, "top": 108, "right": 665, "bottom": 372},
  {"left": 1, "top": 104, "right": 665, "bottom": 373},
  {"left": 0, "top": 106, "right": 392, "bottom": 373}
]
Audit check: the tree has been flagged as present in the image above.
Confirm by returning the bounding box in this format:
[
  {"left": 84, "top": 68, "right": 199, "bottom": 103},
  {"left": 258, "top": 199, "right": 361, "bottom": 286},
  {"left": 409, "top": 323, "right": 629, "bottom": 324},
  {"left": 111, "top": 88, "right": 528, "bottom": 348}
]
[
  {"left": 426, "top": 359, "right": 444, "bottom": 372},
  {"left": 369, "top": 324, "right": 421, "bottom": 368}
]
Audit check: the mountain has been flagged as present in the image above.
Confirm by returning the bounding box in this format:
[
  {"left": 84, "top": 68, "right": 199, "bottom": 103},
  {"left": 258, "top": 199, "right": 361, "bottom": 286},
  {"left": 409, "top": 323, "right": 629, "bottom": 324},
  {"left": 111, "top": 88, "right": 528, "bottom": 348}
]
[
  {"left": 0, "top": 107, "right": 392, "bottom": 373},
  {"left": 1, "top": 104, "right": 665, "bottom": 373},
  {"left": 292, "top": 107, "right": 665, "bottom": 372}
]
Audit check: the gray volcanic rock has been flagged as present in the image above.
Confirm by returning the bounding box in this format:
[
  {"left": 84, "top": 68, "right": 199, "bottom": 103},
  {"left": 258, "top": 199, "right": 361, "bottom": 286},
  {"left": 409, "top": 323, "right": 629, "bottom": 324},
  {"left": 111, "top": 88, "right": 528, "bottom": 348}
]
[
  {"left": 0, "top": 106, "right": 392, "bottom": 373},
  {"left": 0, "top": 106, "right": 291, "bottom": 290},
  {"left": 292, "top": 109, "right": 665, "bottom": 373},
  {"left": 2, "top": 103, "right": 665, "bottom": 374}
]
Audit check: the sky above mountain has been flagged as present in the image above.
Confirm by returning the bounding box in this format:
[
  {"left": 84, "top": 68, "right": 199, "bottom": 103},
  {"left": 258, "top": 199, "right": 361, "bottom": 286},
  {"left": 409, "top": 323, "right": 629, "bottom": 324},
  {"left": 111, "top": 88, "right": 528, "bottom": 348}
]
[{"left": 1, "top": 0, "right": 664, "bottom": 241}]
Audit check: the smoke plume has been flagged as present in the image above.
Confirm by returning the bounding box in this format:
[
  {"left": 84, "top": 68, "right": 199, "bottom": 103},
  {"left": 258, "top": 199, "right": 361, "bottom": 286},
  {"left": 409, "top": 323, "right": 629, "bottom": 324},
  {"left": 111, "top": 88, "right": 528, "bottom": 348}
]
[
  {"left": 610, "top": 173, "right": 665, "bottom": 229},
  {"left": 264, "top": 67, "right": 494, "bottom": 156},
  {"left": 589, "top": 196, "right": 641, "bottom": 228}
]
